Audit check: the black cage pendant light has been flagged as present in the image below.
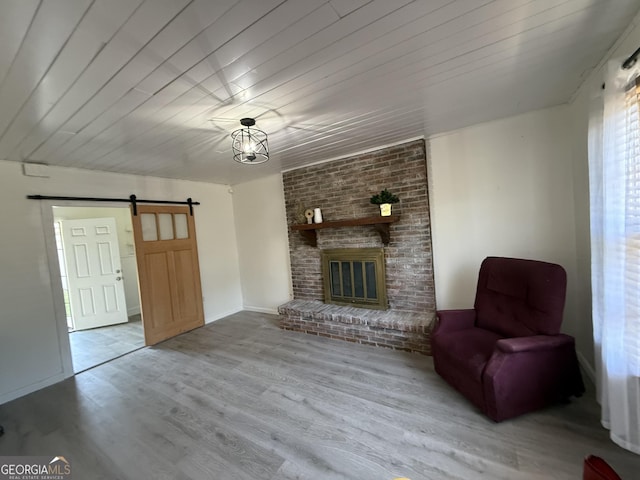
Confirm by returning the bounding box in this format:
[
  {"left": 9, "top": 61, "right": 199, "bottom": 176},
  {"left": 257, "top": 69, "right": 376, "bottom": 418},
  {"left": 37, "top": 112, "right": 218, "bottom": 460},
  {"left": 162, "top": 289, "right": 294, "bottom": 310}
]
[{"left": 231, "top": 118, "right": 269, "bottom": 164}]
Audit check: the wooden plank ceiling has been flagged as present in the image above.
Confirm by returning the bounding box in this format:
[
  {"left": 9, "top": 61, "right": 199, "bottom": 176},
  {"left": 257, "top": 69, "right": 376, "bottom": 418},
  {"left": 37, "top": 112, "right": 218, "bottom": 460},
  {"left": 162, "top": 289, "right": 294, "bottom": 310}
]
[{"left": 0, "top": 0, "right": 637, "bottom": 185}]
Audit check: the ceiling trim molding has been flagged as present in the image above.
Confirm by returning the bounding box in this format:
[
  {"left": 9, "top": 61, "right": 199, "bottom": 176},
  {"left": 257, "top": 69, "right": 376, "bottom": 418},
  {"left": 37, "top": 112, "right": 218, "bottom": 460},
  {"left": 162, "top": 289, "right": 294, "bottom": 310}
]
[{"left": 281, "top": 135, "right": 425, "bottom": 173}]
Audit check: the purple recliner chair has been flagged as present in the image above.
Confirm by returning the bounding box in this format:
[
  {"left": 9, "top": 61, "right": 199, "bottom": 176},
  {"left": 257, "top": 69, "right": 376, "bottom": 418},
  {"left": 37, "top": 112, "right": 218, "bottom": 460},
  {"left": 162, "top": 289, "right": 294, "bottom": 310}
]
[{"left": 431, "top": 257, "right": 585, "bottom": 422}]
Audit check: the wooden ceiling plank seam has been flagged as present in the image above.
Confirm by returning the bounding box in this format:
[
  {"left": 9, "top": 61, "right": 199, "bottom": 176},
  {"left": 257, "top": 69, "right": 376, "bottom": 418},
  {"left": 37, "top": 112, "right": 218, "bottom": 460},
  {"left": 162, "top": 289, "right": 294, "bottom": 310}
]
[
  {"left": 403, "top": 22, "right": 613, "bottom": 94},
  {"left": 133, "top": 101, "right": 422, "bottom": 172},
  {"left": 14, "top": 0, "right": 194, "bottom": 162},
  {"left": 64, "top": 84, "right": 225, "bottom": 167},
  {"left": 0, "top": 0, "right": 635, "bottom": 184},
  {"left": 39, "top": 0, "right": 300, "bottom": 167},
  {"left": 0, "top": 0, "right": 93, "bottom": 146},
  {"left": 73, "top": 1, "right": 350, "bottom": 167},
  {"left": 199, "top": 0, "right": 589, "bottom": 128},
  {"left": 71, "top": 88, "right": 243, "bottom": 168},
  {"left": 57, "top": 0, "right": 424, "bottom": 165},
  {"left": 220, "top": 1, "right": 548, "bottom": 122},
  {"left": 43, "top": 0, "right": 285, "bottom": 158},
  {"left": 62, "top": 72, "right": 232, "bottom": 166},
  {"left": 413, "top": 0, "right": 612, "bottom": 80},
  {"left": 192, "top": 3, "right": 341, "bottom": 95},
  {"left": 5, "top": 0, "right": 152, "bottom": 161},
  {"left": 90, "top": 0, "right": 616, "bottom": 181},
  {"left": 393, "top": 12, "right": 601, "bottom": 84},
  {"left": 145, "top": 107, "right": 383, "bottom": 163},
  {"left": 226, "top": 0, "right": 612, "bottom": 132},
  {"left": 2, "top": 0, "right": 149, "bottom": 162},
  {"left": 0, "top": 0, "right": 145, "bottom": 160},
  {"left": 52, "top": 89, "right": 182, "bottom": 167},
  {"left": 267, "top": 4, "right": 609, "bottom": 120},
  {"left": 292, "top": 0, "right": 579, "bottom": 96},
  {"left": 25, "top": 0, "right": 202, "bottom": 162},
  {"left": 328, "top": 0, "right": 373, "bottom": 19},
  {"left": 282, "top": 129, "right": 426, "bottom": 169},
  {"left": 230, "top": 0, "right": 592, "bottom": 126},
  {"left": 78, "top": 90, "right": 230, "bottom": 169},
  {"left": 418, "top": 33, "right": 612, "bottom": 92},
  {"left": 262, "top": 58, "right": 572, "bottom": 161},
  {"left": 73, "top": 3, "right": 342, "bottom": 165},
  {"left": 188, "top": 0, "right": 453, "bottom": 124},
  {"left": 45, "top": 0, "right": 326, "bottom": 166},
  {"left": 129, "top": 1, "right": 242, "bottom": 98},
  {"left": 274, "top": 105, "right": 428, "bottom": 158},
  {"left": 272, "top": 55, "right": 572, "bottom": 145},
  {"left": 424, "top": 50, "right": 603, "bottom": 105},
  {"left": 61, "top": 87, "right": 214, "bottom": 168},
  {"left": 298, "top": 0, "right": 616, "bottom": 113},
  {"left": 37, "top": 0, "right": 244, "bottom": 165},
  {"left": 172, "top": 0, "right": 425, "bottom": 129},
  {"left": 210, "top": 0, "right": 327, "bottom": 68},
  {"left": 154, "top": 0, "right": 564, "bottom": 148},
  {"left": 0, "top": 1, "right": 41, "bottom": 93}
]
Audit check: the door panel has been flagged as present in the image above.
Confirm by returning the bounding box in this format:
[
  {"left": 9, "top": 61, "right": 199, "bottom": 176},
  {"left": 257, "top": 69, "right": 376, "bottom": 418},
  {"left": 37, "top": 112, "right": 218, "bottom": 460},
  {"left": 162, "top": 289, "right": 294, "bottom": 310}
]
[
  {"left": 144, "top": 251, "right": 174, "bottom": 330},
  {"left": 98, "top": 242, "right": 115, "bottom": 274},
  {"left": 62, "top": 217, "right": 128, "bottom": 330},
  {"left": 132, "top": 205, "right": 204, "bottom": 345},
  {"left": 174, "top": 248, "right": 199, "bottom": 319}
]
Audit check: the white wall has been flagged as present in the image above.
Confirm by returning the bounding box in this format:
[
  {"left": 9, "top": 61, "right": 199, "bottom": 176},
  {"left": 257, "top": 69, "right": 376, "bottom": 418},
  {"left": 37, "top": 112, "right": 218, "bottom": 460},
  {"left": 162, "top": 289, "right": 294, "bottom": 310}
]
[
  {"left": 0, "top": 160, "right": 242, "bottom": 404},
  {"left": 232, "top": 174, "right": 292, "bottom": 313},
  {"left": 53, "top": 206, "right": 141, "bottom": 316},
  {"left": 428, "top": 106, "right": 584, "bottom": 351}
]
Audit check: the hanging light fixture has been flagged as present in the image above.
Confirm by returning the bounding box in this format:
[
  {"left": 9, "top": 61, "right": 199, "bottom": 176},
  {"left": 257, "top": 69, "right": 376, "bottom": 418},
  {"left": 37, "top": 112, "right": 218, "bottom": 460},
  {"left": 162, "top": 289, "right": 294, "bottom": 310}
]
[{"left": 231, "top": 118, "right": 269, "bottom": 164}]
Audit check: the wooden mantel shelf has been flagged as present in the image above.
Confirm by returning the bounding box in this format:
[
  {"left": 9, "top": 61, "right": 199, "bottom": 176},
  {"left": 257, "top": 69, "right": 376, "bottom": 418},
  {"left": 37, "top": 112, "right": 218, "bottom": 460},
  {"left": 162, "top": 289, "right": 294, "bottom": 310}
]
[{"left": 290, "top": 215, "right": 400, "bottom": 247}]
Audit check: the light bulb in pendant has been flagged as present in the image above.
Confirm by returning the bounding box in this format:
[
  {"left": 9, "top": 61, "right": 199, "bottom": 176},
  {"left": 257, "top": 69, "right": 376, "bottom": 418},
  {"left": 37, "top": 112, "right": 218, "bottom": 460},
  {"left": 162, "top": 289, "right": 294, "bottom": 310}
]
[{"left": 243, "top": 141, "right": 256, "bottom": 160}]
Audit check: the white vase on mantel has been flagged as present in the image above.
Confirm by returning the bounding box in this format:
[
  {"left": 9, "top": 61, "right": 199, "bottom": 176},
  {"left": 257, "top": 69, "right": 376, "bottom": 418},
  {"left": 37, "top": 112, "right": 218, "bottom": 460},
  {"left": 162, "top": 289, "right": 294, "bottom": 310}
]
[
  {"left": 379, "top": 203, "right": 392, "bottom": 216},
  {"left": 313, "top": 207, "right": 323, "bottom": 223}
]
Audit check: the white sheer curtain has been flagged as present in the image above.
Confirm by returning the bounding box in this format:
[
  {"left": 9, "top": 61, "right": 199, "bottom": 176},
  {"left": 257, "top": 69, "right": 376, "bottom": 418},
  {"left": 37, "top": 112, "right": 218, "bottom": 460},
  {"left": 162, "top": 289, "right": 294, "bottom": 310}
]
[{"left": 589, "top": 58, "right": 640, "bottom": 455}]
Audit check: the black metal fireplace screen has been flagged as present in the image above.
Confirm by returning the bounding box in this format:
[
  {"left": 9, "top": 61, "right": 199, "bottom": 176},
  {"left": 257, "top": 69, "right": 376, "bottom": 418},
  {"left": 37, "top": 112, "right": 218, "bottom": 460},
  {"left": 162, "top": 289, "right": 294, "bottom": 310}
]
[{"left": 321, "top": 248, "right": 387, "bottom": 310}]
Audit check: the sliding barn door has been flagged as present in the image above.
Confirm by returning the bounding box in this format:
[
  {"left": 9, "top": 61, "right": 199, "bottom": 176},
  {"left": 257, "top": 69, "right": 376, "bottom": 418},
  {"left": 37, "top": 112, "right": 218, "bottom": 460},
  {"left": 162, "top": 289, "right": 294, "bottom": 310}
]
[{"left": 131, "top": 205, "right": 204, "bottom": 345}]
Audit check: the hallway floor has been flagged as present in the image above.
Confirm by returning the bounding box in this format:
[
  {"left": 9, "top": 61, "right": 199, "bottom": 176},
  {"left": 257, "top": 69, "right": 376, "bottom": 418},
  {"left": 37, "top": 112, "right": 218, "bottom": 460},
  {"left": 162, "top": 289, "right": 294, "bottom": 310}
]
[{"left": 69, "top": 314, "right": 144, "bottom": 373}]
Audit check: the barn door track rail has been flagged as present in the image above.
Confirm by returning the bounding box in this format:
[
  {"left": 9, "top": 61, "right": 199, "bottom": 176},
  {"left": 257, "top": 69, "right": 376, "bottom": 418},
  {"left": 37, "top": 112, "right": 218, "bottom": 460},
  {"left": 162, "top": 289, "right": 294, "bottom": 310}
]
[{"left": 26, "top": 194, "right": 200, "bottom": 216}]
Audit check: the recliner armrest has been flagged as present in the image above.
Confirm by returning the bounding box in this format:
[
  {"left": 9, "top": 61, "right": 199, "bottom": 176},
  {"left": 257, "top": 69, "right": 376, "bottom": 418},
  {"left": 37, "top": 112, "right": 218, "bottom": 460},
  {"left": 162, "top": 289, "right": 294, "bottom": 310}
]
[
  {"left": 496, "top": 334, "right": 574, "bottom": 353},
  {"left": 433, "top": 309, "right": 476, "bottom": 334}
]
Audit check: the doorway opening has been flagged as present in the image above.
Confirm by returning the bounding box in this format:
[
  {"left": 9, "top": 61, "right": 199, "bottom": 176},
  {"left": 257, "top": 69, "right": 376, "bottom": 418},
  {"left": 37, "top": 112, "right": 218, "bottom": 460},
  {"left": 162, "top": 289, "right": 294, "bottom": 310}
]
[{"left": 53, "top": 206, "right": 144, "bottom": 373}]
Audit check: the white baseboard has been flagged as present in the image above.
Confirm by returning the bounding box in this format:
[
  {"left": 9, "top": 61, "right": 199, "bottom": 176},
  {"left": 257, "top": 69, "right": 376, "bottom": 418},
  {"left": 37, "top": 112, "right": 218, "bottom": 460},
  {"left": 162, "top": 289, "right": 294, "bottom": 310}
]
[
  {"left": 243, "top": 306, "right": 279, "bottom": 315},
  {"left": 204, "top": 307, "right": 243, "bottom": 324},
  {"left": 0, "top": 373, "right": 66, "bottom": 405},
  {"left": 577, "top": 350, "right": 596, "bottom": 384},
  {"left": 127, "top": 306, "right": 141, "bottom": 316}
]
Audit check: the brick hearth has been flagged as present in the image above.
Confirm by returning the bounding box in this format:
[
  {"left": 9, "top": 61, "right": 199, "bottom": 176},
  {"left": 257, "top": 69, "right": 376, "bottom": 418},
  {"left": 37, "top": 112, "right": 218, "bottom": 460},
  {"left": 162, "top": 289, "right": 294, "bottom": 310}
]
[{"left": 279, "top": 300, "right": 435, "bottom": 355}]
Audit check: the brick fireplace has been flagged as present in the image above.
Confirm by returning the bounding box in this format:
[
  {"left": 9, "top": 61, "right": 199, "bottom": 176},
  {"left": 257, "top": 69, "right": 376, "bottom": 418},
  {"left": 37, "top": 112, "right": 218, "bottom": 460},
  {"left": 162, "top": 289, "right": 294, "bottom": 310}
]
[{"left": 278, "top": 139, "right": 436, "bottom": 354}]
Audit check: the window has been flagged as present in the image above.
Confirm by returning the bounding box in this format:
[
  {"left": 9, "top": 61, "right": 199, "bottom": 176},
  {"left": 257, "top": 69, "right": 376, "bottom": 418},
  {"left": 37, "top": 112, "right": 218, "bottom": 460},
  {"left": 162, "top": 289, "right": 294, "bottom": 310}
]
[{"left": 623, "top": 78, "right": 640, "bottom": 373}]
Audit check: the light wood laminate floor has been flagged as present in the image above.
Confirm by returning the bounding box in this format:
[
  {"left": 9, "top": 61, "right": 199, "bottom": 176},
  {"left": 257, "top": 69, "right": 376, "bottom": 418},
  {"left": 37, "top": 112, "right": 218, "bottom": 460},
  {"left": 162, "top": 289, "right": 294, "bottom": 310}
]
[
  {"left": 69, "top": 314, "right": 145, "bottom": 373},
  {"left": 0, "top": 311, "right": 638, "bottom": 479}
]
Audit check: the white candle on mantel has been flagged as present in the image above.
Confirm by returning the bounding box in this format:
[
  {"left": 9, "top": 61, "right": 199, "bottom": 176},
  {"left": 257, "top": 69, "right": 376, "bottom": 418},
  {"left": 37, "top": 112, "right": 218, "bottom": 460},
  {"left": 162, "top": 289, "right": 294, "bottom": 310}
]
[{"left": 313, "top": 208, "right": 323, "bottom": 223}]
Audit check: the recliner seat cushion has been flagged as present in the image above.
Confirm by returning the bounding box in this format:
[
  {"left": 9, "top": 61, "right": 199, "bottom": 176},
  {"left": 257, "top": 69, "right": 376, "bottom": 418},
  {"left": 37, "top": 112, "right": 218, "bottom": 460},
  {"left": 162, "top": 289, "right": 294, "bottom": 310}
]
[{"left": 432, "top": 328, "right": 503, "bottom": 410}]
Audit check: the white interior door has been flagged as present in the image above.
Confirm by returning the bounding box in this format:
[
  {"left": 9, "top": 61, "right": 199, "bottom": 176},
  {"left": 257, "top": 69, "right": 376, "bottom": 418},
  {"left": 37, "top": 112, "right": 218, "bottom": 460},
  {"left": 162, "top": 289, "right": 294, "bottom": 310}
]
[{"left": 62, "top": 217, "right": 128, "bottom": 330}]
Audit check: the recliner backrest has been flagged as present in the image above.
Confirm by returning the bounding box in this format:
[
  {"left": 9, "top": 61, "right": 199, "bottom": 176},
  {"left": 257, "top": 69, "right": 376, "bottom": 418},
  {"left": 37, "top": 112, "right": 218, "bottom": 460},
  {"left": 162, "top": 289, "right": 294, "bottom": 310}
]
[{"left": 474, "top": 257, "right": 567, "bottom": 337}]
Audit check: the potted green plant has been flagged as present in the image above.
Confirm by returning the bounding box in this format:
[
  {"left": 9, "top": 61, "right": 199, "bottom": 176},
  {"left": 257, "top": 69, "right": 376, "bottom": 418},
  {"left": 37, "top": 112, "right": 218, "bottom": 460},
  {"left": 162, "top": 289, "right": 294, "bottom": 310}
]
[{"left": 370, "top": 188, "right": 399, "bottom": 216}]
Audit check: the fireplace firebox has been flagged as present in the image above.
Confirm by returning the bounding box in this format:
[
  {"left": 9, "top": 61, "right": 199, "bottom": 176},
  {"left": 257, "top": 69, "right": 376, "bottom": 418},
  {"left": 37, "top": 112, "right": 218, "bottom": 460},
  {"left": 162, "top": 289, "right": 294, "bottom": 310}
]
[{"left": 321, "top": 248, "right": 387, "bottom": 310}]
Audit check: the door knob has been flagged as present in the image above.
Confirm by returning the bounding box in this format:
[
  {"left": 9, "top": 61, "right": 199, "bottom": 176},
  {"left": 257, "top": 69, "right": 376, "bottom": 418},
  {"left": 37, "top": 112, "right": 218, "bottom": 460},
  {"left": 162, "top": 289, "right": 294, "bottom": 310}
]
[
  {"left": 116, "top": 269, "right": 121, "bottom": 273},
  {"left": 116, "top": 276, "right": 122, "bottom": 281}
]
